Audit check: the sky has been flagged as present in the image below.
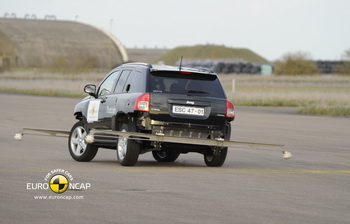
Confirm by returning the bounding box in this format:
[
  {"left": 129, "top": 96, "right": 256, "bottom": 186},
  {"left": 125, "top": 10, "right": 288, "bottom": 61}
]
[{"left": 1, "top": 0, "right": 349, "bottom": 61}]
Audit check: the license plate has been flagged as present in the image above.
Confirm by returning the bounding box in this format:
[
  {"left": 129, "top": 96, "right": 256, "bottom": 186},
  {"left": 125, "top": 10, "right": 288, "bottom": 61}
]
[{"left": 172, "top": 105, "right": 205, "bottom": 116}]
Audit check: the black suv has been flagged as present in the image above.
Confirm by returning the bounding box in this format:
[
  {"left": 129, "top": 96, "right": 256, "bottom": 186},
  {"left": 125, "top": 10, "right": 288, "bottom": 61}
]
[{"left": 69, "top": 63, "right": 235, "bottom": 166}]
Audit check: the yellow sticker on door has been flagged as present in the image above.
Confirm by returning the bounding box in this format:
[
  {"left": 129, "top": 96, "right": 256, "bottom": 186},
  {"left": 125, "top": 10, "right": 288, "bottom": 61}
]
[{"left": 87, "top": 100, "right": 100, "bottom": 123}]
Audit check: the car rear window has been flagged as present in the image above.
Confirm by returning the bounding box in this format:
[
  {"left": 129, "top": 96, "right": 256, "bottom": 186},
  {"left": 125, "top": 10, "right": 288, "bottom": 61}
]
[{"left": 150, "top": 71, "right": 225, "bottom": 98}]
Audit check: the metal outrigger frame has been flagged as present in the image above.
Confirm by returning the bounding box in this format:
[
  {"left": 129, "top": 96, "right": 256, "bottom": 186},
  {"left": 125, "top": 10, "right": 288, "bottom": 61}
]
[{"left": 14, "top": 128, "right": 292, "bottom": 159}]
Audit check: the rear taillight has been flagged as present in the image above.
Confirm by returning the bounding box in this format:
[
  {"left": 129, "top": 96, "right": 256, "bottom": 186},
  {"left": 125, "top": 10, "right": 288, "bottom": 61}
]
[
  {"left": 134, "top": 93, "right": 150, "bottom": 112},
  {"left": 226, "top": 100, "right": 235, "bottom": 119}
]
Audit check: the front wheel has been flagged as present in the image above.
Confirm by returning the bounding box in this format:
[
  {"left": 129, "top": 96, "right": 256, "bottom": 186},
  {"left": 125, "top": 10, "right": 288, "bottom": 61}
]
[
  {"left": 68, "top": 121, "right": 98, "bottom": 162},
  {"left": 117, "top": 123, "right": 140, "bottom": 166},
  {"left": 204, "top": 147, "right": 227, "bottom": 167}
]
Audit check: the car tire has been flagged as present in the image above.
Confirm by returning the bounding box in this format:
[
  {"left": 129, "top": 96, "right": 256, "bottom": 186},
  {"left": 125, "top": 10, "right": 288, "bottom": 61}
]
[
  {"left": 68, "top": 120, "right": 98, "bottom": 162},
  {"left": 117, "top": 123, "right": 140, "bottom": 166},
  {"left": 204, "top": 147, "right": 227, "bottom": 167},
  {"left": 152, "top": 150, "right": 180, "bottom": 162}
]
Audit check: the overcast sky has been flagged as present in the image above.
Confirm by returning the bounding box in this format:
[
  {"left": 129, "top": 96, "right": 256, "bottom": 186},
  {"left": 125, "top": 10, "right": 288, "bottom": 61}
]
[{"left": 1, "top": 0, "right": 349, "bottom": 61}]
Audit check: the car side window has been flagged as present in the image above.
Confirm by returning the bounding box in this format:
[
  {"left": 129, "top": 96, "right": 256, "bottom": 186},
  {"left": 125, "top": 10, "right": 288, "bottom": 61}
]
[
  {"left": 98, "top": 71, "right": 120, "bottom": 96},
  {"left": 114, "top": 70, "right": 131, "bottom": 93},
  {"left": 124, "top": 70, "right": 145, "bottom": 93}
]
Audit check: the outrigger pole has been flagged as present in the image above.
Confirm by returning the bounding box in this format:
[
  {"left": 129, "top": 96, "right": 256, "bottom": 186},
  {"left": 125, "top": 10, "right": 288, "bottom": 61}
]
[{"left": 14, "top": 128, "right": 292, "bottom": 159}]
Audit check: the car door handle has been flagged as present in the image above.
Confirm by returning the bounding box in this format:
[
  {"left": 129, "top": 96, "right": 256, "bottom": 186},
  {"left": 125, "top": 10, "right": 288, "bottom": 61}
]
[{"left": 100, "top": 96, "right": 107, "bottom": 103}]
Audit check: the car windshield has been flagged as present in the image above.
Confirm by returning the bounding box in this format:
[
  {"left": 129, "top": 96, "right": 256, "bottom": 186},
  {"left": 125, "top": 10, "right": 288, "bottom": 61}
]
[{"left": 150, "top": 71, "right": 225, "bottom": 98}]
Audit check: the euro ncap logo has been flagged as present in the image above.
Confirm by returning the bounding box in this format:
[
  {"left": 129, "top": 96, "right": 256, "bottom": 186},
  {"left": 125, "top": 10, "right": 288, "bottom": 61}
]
[
  {"left": 26, "top": 169, "right": 91, "bottom": 194},
  {"left": 49, "top": 174, "right": 69, "bottom": 194}
]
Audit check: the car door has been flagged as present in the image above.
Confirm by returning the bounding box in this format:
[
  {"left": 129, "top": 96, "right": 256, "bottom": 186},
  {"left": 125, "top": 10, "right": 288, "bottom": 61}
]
[
  {"left": 113, "top": 70, "right": 132, "bottom": 113},
  {"left": 98, "top": 70, "right": 132, "bottom": 129},
  {"left": 87, "top": 70, "right": 121, "bottom": 129}
]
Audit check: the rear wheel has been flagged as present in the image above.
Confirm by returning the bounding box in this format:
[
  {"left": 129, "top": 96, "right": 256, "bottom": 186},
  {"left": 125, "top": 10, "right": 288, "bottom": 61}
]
[
  {"left": 204, "top": 147, "right": 227, "bottom": 167},
  {"left": 117, "top": 123, "right": 140, "bottom": 166},
  {"left": 68, "top": 120, "right": 98, "bottom": 162},
  {"left": 152, "top": 150, "right": 180, "bottom": 162}
]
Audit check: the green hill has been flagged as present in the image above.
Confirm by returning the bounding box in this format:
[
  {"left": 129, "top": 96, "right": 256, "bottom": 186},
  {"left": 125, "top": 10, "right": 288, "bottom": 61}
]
[{"left": 154, "top": 45, "right": 269, "bottom": 65}]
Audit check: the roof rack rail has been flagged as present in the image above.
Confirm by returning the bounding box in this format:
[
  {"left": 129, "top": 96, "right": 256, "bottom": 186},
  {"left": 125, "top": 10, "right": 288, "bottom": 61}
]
[{"left": 122, "top": 62, "right": 151, "bottom": 68}]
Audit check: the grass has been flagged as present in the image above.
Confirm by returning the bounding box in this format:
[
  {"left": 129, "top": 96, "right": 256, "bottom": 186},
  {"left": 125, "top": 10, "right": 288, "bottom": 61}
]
[
  {"left": 1, "top": 71, "right": 350, "bottom": 116},
  {"left": 0, "top": 70, "right": 106, "bottom": 81},
  {"left": 298, "top": 101, "right": 350, "bottom": 116},
  {"left": 0, "top": 88, "right": 86, "bottom": 98},
  {"left": 220, "top": 75, "right": 350, "bottom": 116},
  {"left": 154, "top": 44, "right": 270, "bottom": 65}
]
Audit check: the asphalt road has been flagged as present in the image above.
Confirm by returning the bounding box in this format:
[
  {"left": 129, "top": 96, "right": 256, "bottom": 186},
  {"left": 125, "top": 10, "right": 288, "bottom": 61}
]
[{"left": 1, "top": 93, "right": 349, "bottom": 224}]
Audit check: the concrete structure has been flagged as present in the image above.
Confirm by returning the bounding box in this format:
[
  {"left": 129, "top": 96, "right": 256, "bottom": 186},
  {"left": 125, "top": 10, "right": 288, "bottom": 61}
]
[{"left": 0, "top": 18, "right": 128, "bottom": 71}]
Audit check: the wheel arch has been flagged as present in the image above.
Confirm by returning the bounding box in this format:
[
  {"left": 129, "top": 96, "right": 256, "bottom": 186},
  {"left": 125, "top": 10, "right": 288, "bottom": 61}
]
[{"left": 113, "top": 112, "right": 131, "bottom": 131}]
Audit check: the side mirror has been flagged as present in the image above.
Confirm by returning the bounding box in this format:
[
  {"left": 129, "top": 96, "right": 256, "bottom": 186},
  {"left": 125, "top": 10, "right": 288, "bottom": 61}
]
[{"left": 84, "top": 84, "right": 96, "bottom": 97}]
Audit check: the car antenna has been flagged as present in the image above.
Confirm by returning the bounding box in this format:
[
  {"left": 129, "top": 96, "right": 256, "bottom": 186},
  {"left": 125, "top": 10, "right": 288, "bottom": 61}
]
[{"left": 179, "top": 56, "right": 183, "bottom": 72}]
